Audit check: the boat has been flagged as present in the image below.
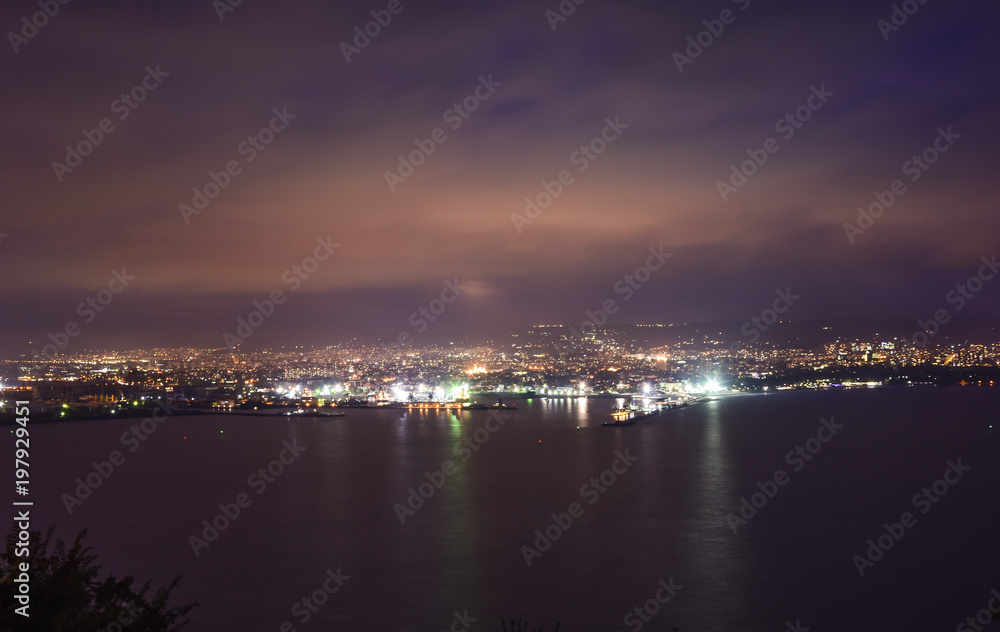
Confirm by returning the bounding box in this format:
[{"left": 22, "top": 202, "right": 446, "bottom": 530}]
[
  {"left": 603, "top": 405, "right": 636, "bottom": 426},
  {"left": 463, "top": 398, "right": 517, "bottom": 411},
  {"left": 603, "top": 400, "right": 667, "bottom": 426},
  {"left": 396, "top": 402, "right": 462, "bottom": 410},
  {"left": 602, "top": 418, "right": 637, "bottom": 426},
  {"left": 286, "top": 408, "right": 346, "bottom": 417}
]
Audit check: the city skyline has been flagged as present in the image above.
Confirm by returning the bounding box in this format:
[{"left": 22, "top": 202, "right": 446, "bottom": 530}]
[
  {"left": 5, "top": 4, "right": 1000, "bottom": 627},
  {"left": 3, "top": 0, "right": 999, "bottom": 355}
]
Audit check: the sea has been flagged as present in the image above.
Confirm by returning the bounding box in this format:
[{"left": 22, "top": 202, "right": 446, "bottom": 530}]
[{"left": 6, "top": 386, "right": 1000, "bottom": 631}]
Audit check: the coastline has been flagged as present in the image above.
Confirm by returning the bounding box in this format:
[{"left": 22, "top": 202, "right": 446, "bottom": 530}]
[{"left": 0, "top": 383, "right": 981, "bottom": 426}]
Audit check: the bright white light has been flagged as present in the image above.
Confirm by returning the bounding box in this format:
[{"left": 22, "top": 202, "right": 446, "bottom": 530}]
[{"left": 705, "top": 378, "right": 721, "bottom": 393}]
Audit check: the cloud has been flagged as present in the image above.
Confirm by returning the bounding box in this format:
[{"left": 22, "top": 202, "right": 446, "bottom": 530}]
[{"left": 2, "top": 0, "right": 1000, "bottom": 351}]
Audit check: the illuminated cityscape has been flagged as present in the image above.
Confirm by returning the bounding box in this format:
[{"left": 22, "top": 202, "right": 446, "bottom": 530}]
[
  {"left": 4, "top": 323, "right": 997, "bottom": 419},
  {"left": 4, "top": 0, "right": 1000, "bottom": 629}
]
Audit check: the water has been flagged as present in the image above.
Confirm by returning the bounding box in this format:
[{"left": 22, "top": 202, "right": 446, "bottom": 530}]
[{"left": 8, "top": 387, "right": 1000, "bottom": 631}]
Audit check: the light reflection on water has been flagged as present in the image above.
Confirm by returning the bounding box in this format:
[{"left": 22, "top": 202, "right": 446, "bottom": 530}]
[
  {"left": 680, "top": 397, "right": 753, "bottom": 627},
  {"left": 13, "top": 388, "right": 1000, "bottom": 631}
]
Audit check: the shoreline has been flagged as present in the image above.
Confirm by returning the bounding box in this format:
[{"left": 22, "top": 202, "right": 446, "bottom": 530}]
[{"left": 0, "top": 384, "right": 948, "bottom": 426}]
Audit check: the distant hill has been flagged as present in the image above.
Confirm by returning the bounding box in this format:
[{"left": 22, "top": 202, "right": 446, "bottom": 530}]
[{"left": 400, "top": 318, "right": 1000, "bottom": 350}]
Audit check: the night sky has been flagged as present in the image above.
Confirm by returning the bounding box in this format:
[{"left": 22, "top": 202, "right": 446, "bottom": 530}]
[{"left": 3, "top": 0, "right": 999, "bottom": 353}]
